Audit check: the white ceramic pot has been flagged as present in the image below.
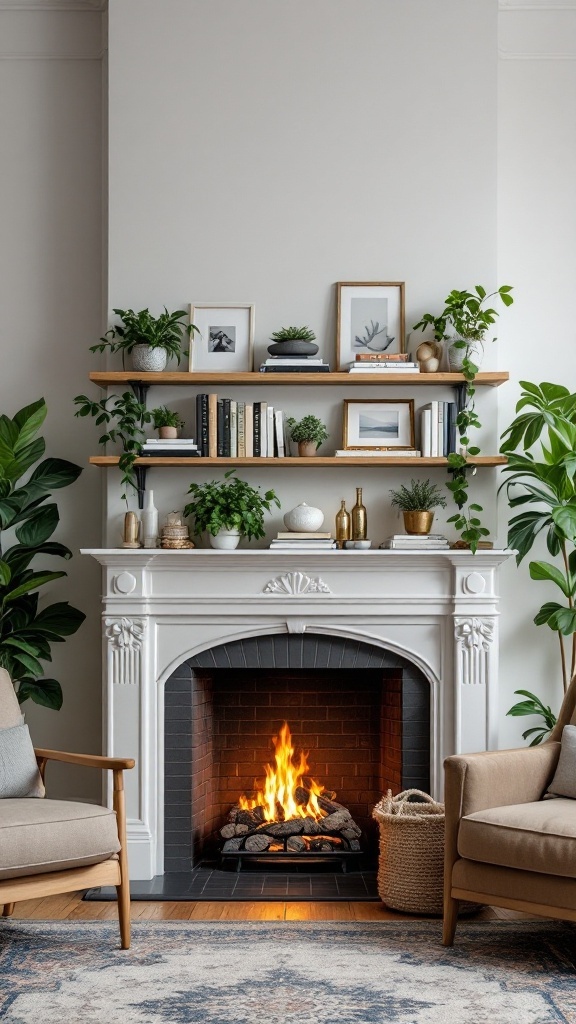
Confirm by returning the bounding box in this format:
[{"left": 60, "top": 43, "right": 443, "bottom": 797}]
[
  {"left": 209, "top": 528, "right": 241, "bottom": 550},
  {"left": 131, "top": 344, "right": 168, "bottom": 372},
  {"left": 447, "top": 338, "right": 483, "bottom": 372},
  {"left": 283, "top": 503, "right": 324, "bottom": 533}
]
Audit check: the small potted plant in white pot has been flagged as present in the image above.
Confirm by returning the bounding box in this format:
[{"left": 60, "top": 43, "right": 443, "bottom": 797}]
[
  {"left": 151, "top": 406, "right": 184, "bottom": 439},
  {"left": 183, "top": 470, "right": 280, "bottom": 549},
  {"left": 287, "top": 414, "right": 329, "bottom": 457},
  {"left": 412, "top": 285, "right": 513, "bottom": 373},
  {"left": 389, "top": 479, "right": 447, "bottom": 535},
  {"left": 91, "top": 307, "right": 199, "bottom": 372}
]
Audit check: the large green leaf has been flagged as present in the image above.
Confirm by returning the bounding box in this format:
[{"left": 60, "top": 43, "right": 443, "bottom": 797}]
[
  {"left": 7, "top": 437, "right": 46, "bottom": 480},
  {"left": 552, "top": 504, "right": 576, "bottom": 541},
  {"left": 8, "top": 648, "right": 44, "bottom": 677},
  {"left": 28, "top": 458, "right": 82, "bottom": 491},
  {"left": 529, "top": 560, "right": 571, "bottom": 597},
  {"left": 507, "top": 509, "right": 550, "bottom": 563},
  {"left": 17, "top": 677, "right": 62, "bottom": 710},
  {"left": 32, "top": 601, "right": 86, "bottom": 637},
  {"left": 14, "top": 503, "right": 59, "bottom": 547},
  {"left": 0, "top": 415, "right": 18, "bottom": 449},
  {"left": 2, "top": 541, "right": 72, "bottom": 575},
  {"left": 13, "top": 398, "right": 47, "bottom": 452},
  {"left": 2, "top": 571, "right": 66, "bottom": 603},
  {"left": 0, "top": 560, "right": 11, "bottom": 586}
]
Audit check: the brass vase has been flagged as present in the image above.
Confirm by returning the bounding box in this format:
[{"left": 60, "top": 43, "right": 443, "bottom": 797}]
[
  {"left": 403, "top": 510, "right": 434, "bottom": 535},
  {"left": 351, "top": 487, "right": 367, "bottom": 541},
  {"left": 335, "top": 500, "right": 351, "bottom": 548}
]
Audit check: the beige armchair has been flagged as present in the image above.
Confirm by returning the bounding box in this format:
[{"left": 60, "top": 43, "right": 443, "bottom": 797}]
[
  {"left": 0, "top": 669, "right": 134, "bottom": 948},
  {"left": 443, "top": 674, "right": 576, "bottom": 945}
]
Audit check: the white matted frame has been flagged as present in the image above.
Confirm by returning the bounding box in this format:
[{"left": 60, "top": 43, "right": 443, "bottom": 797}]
[
  {"left": 343, "top": 398, "right": 415, "bottom": 451},
  {"left": 189, "top": 304, "right": 255, "bottom": 372},
  {"left": 336, "top": 282, "right": 405, "bottom": 370}
]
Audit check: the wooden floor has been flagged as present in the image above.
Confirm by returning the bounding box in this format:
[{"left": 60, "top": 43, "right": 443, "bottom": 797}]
[{"left": 8, "top": 892, "right": 535, "bottom": 923}]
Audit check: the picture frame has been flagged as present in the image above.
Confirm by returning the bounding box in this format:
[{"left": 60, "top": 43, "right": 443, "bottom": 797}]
[
  {"left": 189, "top": 303, "right": 255, "bottom": 372},
  {"left": 343, "top": 398, "right": 415, "bottom": 451},
  {"left": 336, "top": 282, "right": 405, "bottom": 371}
]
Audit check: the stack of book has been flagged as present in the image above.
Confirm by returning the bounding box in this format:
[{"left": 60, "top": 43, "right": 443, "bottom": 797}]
[
  {"left": 141, "top": 438, "right": 199, "bottom": 458},
  {"left": 269, "top": 532, "right": 337, "bottom": 551},
  {"left": 380, "top": 534, "right": 450, "bottom": 550},
  {"left": 347, "top": 353, "right": 420, "bottom": 374},
  {"left": 335, "top": 449, "right": 421, "bottom": 458},
  {"left": 259, "top": 357, "right": 330, "bottom": 373},
  {"left": 420, "top": 401, "right": 457, "bottom": 458},
  {"left": 195, "top": 393, "right": 288, "bottom": 458}
]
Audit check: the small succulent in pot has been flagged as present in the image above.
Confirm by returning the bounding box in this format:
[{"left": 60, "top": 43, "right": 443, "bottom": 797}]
[
  {"left": 286, "top": 415, "right": 329, "bottom": 457},
  {"left": 389, "top": 479, "right": 447, "bottom": 535},
  {"left": 267, "top": 325, "right": 319, "bottom": 357},
  {"left": 91, "top": 307, "right": 199, "bottom": 371},
  {"left": 151, "top": 406, "right": 185, "bottom": 439},
  {"left": 183, "top": 470, "right": 281, "bottom": 549}
]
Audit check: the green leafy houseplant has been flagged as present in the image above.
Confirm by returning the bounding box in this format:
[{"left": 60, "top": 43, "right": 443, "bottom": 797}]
[
  {"left": 184, "top": 470, "right": 280, "bottom": 542},
  {"left": 90, "top": 308, "right": 198, "bottom": 366},
  {"left": 415, "top": 284, "right": 514, "bottom": 552},
  {"left": 74, "top": 391, "right": 151, "bottom": 502},
  {"left": 0, "top": 399, "right": 85, "bottom": 710},
  {"left": 270, "top": 326, "right": 316, "bottom": 342},
  {"left": 150, "top": 407, "right": 184, "bottom": 431},
  {"left": 286, "top": 415, "right": 329, "bottom": 450},
  {"left": 500, "top": 380, "right": 576, "bottom": 740},
  {"left": 389, "top": 479, "right": 447, "bottom": 512}
]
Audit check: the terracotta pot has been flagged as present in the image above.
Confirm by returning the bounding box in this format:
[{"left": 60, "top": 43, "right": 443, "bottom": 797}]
[
  {"left": 403, "top": 510, "right": 434, "bottom": 535},
  {"left": 298, "top": 441, "right": 317, "bottom": 457},
  {"left": 159, "top": 426, "right": 178, "bottom": 439}
]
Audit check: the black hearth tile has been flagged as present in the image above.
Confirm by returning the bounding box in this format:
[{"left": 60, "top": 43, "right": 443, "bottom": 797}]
[
  {"left": 228, "top": 644, "right": 247, "bottom": 668},
  {"left": 240, "top": 638, "right": 262, "bottom": 667},
  {"left": 213, "top": 645, "right": 232, "bottom": 668},
  {"left": 339, "top": 642, "right": 361, "bottom": 668},
  {"left": 165, "top": 704, "right": 193, "bottom": 721},
  {"left": 164, "top": 859, "right": 193, "bottom": 873},
  {"left": 166, "top": 677, "right": 192, "bottom": 693},
  {"left": 273, "top": 634, "right": 290, "bottom": 668},
  {"left": 165, "top": 720, "right": 193, "bottom": 736},
  {"left": 313, "top": 637, "right": 333, "bottom": 668}
]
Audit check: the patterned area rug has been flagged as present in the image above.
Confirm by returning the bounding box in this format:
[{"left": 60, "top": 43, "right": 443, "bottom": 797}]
[{"left": 1, "top": 920, "right": 576, "bottom": 1023}]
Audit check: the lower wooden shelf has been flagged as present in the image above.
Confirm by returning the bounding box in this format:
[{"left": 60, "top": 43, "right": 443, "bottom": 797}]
[{"left": 90, "top": 455, "right": 507, "bottom": 468}]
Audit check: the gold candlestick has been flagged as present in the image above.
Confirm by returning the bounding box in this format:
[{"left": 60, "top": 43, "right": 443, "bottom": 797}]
[
  {"left": 351, "top": 487, "right": 367, "bottom": 541},
  {"left": 335, "top": 499, "right": 351, "bottom": 549}
]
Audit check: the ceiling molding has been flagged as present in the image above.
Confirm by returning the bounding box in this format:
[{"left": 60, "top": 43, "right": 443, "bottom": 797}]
[
  {"left": 499, "top": 2, "right": 576, "bottom": 9},
  {"left": 0, "top": 1, "right": 106, "bottom": 10}
]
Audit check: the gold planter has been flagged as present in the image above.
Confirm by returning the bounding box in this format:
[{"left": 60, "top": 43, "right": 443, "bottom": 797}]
[{"left": 403, "top": 510, "right": 434, "bottom": 535}]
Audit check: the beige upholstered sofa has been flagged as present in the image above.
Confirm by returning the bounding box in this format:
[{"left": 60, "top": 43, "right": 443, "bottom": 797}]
[
  {"left": 444, "top": 674, "right": 576, "bottom": 944},
  {"left": 0, "top": 669, "right": 134, "bottom": 948}
]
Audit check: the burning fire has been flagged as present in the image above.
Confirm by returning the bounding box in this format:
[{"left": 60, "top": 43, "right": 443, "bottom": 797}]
[{"left": 238, "top": 722, "right": 327, "bottom": 823}]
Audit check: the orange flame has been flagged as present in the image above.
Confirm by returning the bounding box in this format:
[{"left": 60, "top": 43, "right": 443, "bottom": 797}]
[{"left": 238, "top": 722, "right": 326, "bottom": 822}]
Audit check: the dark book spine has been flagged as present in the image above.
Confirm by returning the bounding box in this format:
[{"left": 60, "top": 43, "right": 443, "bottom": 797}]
[
  {"left": 253, "top": 402, "right": 261, "bottom": 457},
  {"left": 443, "top": 402, "right": 449, "bottom": 457},
  {"left": 222, "top": 398, "right": 231, "bottom": 457},
  {"left": 259, "top": 365, "right": 331, "bottom": 373},
  {"left": 217, "top": 399, "right": 224, "bottom": 457},
  {"left": 200, "top": 394, "right": 209, "bottom": 456},
  {"left": 447, "top": 402, "right": 457, "bottom": 454}
]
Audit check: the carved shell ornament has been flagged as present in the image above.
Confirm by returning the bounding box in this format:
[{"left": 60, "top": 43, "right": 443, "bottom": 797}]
[{"left": 263, "top": 571, "right": 332, "bottom": 595}]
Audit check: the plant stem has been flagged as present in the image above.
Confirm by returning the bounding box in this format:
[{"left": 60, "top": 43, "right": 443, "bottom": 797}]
[
  {"left": 559, "top": 630, "right": 568, "bottom": 693},
  {"left": 560, "top": 540, "right": 576, "bottom": 680}
]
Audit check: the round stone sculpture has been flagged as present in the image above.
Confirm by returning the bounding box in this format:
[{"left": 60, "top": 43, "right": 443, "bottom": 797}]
[{"left": 283, "top": 503, "right": 325, "bottom": 533}]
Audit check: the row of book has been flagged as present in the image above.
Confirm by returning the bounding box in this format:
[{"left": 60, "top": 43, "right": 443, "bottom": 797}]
[
  {"left": 421, "top": 401, "right": 457, "bottom": 458},
  {"left": 259, "top": 357, "right": 331, "bottom": 373},
  {"left": 195, "top": 393, "right": 288, "bottom": 458},
  {"left": 269, "top": 531, "right": 337, "bottom": 551},
  {"left": 380, "top": 534, "right": 450, "bottom": 550}
]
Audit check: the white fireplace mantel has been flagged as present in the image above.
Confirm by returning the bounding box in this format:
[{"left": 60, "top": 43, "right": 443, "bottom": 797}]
[{"left": 84, "top": 548, "right": 513, "bottom": 879}]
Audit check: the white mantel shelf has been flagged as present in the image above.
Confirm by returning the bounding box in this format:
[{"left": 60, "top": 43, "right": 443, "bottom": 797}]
[{"left": 82, "top": 546, "right": 514, "bottom": 879}]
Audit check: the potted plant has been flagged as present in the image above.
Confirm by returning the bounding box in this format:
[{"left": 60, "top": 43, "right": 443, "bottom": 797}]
[
  {"left": 500, "top": 381, "right": 576, "bottom": 742},
  {"left": 413, "top": 284, "right": 513, "bottom": 372},
  {"left": 151, "top": 406, "right": 184, "bottom": 440},
  {"left": 286, "top": 414, "right": 329, "bottom": 457},
  {"left": 0, "top": 398, "right": 86, "bottom": 710},
  {"left": 268, "top": 325, "right": 319, "bottom": 357},
  {"left": 389, "top": 479, "right": 447, "bottom": 535},
  {"left": 183, "top": 470, "right": 280, "bottom": 549},
  {"left": 74, "top": 390, "right": 151, "bottom": 502},
  {"left": 90, "top": 307, "right": 199, "bottom": 372}
]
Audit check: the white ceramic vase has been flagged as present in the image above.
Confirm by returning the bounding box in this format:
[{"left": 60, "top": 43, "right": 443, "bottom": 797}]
[
  {"left": 131, "top": 344, "right": 168, "bottom": 372},
  {"left": 447, "top": 338, "right": 483, "bottom": 372},
  {"left": 283, "top": 503, "right": 324, "bottom": 533},
  {"left": 141, "top": 489, "right": 159, "bottom": 548},
  {"left": 209, "top": 528, "right": 241, "bottom": 550}
]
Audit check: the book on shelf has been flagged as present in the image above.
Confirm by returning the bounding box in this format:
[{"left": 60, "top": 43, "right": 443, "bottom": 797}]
[
  {"left": 260, "top": 364, "right": 331, "bottom": 373},
  {"left": 347, "top": 362, "right": 420, "bottom": 372},
  {"left": 261, "top": 357, "right": 327, "bottom": 365},
  {"left": 270, "top": 541, "right": 337, "bottom": 550},
  {"left": 275, "top": 409, "right": 286, "bottom": 458},
  {"left": 237, "top": 402, "right": 246, "bottom": 458},
  {"left": 208, "top": 393, "right": 218, "bottom": 458},
  {"left": 380, "top": 534, "right": 450, "bottom": 549},
  {"left": 266, "top": 405, "right": 275, "bottom": 457},
  {"left": 141, "top": 448, "right": 200, "bottom": 458},
  {"left": 245, "top": 403, "right": 254, "bottom": 457},
  {"left": 355, "top": 352, "right": 410, "bottom": 362},
  {"left": 253, "top": 401, "right": 261, "bottom": 457},
  {"left": 276, "top": 532, "right": 332, "bottom": 540},
  {"left": 334, "top": 449, "right": 422, "bottom": 458},
  {"left": 260, "top": 401, "right": 268, "bottom": 458},
  {"left": 217, "top": 399, "right": 224, "bottom": 457},
  {"left": 142, "top": 438, "right": 197, "bottom": 447},
  {"left": 230, "top": 400, "right": 238, "bottom": 458},
  {"left": 420, "top": 400, "right": 457, "bottom": 457}
]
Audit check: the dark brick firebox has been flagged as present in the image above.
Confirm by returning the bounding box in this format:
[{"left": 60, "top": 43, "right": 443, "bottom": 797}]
[{"left": 164, "top": 634, "right": 430, "bottom": 873}]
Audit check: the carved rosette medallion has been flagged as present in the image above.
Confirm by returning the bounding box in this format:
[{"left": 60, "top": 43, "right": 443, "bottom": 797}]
[
  {"left": 105, "top": 617, "right": 145, "bottom": 685},
  {"left": 454, "top": 617, "right": 495, "bottom": 686},
  {"left": 263, "top": 571, "right": 332, "bottom": 595}
]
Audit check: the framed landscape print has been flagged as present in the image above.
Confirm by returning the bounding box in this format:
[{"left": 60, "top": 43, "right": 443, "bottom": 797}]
[
  {"left": 189, "top": 303, "right": 255, "bottom": 372},
  {"left": 336, "top": 282, "right": 405, "bottom": 370},
  {"left": 343, "top": 398, "right": 415, "bottom": 451}
]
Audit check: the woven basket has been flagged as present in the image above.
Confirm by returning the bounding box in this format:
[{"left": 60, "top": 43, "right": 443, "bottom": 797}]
[{"left": 372, "top": 788, "right": 445, "bottom": 915}]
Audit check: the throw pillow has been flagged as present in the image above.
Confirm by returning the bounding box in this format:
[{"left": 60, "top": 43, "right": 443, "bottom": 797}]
[
  {"left": 0, "top": 723, "right": 45, "bottom": 798},
  {"left": 547, "top": 724, "right": 576, "bottom": 799}
]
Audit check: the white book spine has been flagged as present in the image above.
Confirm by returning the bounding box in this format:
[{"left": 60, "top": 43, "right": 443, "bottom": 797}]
[
  {"left": 266, "top": 406, "right": 275, "bottom": 457},
  {"left": 437, "top": 401, "right": 444, "bottom": 458},
  {"left": 430, "top": 401, "right": 439, "bottom": 457},
  {"left": 230, "top": 401, "right": 237, "bottom": 459},
  {"left": 260, "top": 402, "right": 268, "bottom": 458},
  {"left": 275, "top": 409, "right": 285, "bottom": 458},
  {"left": 422, "top": 408, "right": 432, "bottom": 458}
]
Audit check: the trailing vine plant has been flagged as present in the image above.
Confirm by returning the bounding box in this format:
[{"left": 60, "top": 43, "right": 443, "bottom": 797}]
[
  {"left": 413, "top": 285, "right": 514, "bottom": 551},
  {"left": 74, "top": 391, "right": 151, "bottom": 503}
]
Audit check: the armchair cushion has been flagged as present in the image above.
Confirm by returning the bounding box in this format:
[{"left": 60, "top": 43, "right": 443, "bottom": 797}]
[
  {"left": 0, "top": 668, "right": 23, "bottom": 730},
  {"left": 547, "top": 725, "right": 576, "bottom": 799},
  {"left": 0, "top": 798, "right": 121, "bottom": 880},
  {"left": 458, "top": 797, "right": 576, "bottom": 878},
  {"left": 0, "top": 724, "right": 45, "bottom": 798}
]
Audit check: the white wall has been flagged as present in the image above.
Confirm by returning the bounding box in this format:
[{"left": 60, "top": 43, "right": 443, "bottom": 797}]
[{"left": 0, "top": 2, "right": 104, "bottom": 799}]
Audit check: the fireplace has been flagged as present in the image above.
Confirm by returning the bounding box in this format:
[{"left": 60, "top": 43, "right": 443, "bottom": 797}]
[{"left": 84, "top": 547, "right": 512, "bottom": 880}]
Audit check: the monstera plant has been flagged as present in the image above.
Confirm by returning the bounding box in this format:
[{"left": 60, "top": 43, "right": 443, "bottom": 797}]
[{"left": 0, "top": 399, "right": 85, "bottom": 710}]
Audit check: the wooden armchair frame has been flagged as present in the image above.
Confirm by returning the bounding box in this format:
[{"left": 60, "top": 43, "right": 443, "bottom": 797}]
[{"left": 1, "top": 748, "right": 135, "bottom": 949}]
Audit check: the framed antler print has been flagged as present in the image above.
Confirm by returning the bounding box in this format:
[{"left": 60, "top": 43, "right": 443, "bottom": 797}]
[{"left": 336, "top": 282, "right": 405, "bottom": 371}]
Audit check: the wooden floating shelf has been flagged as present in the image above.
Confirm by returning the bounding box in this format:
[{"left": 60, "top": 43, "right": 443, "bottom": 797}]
[
  {"left": 89, "top": 371, "right": 509, "bottom": 388},
  {"left": 90, "top": 455, "right": 508, "bottom": 468}
]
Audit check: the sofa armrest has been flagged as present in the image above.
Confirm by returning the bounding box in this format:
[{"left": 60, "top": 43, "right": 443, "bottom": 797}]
[{"left": 34, "top": 748, "right": 135, "bottom": 772}]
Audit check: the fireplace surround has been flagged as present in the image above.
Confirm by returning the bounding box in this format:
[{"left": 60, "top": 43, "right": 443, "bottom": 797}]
[{"left": 84, "top": 548, "right": 512, "bottom": 880}]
